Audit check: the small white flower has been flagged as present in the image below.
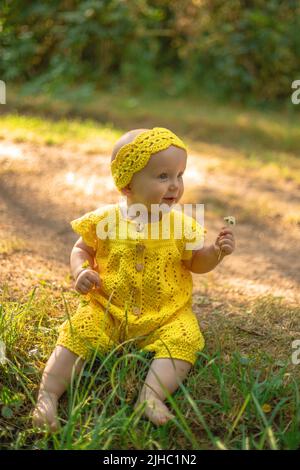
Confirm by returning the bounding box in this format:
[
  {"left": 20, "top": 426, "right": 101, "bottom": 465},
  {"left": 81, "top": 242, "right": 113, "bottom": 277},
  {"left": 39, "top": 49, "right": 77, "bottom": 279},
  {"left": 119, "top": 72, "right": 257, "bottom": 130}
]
[
  {"left": 28, "top": 348, "right": 39, "bottom": 357},
  {"left": 217, "top": 215, "right": 236, "bottom": 261},
  {"left": 224, "top": 216, "right": 236, "bottom": 226}
]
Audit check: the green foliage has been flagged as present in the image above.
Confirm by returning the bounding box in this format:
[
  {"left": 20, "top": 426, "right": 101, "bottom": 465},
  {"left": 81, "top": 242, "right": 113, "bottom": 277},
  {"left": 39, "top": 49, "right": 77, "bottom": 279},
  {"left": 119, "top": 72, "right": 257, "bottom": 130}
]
[
  {"left": 188, "top": 0, "right": 300, "bottom": 102},
  {"left": 1, "top": 0, "right": 299, "bottom": 102}
]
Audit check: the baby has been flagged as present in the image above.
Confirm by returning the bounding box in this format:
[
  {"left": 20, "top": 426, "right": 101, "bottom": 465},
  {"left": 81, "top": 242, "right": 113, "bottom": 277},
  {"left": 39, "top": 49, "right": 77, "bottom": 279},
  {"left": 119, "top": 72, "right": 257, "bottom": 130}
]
[{"left": 32, "top": 127, "right": 235, "bottom": 431}]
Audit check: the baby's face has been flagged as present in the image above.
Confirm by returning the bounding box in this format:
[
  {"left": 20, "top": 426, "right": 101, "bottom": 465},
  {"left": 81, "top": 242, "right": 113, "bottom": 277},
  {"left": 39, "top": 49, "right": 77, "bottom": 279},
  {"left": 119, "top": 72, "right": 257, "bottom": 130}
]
[{"left": 122, "top": 145, "right": 187, "bottom": 212}]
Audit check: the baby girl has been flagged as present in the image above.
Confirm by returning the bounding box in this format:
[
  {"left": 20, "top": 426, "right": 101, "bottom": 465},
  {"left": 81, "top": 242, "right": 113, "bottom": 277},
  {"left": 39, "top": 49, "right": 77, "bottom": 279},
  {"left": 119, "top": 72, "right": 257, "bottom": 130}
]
[{"left": 32, "top": 127, "right": 235, "bottom": 430}]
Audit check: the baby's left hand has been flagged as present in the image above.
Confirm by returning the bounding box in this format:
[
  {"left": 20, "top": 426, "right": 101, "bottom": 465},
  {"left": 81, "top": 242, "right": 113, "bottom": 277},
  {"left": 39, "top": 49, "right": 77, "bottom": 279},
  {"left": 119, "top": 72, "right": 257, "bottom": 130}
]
[{"left": 214, "top": 227, "right": 236, "bottom": 257}]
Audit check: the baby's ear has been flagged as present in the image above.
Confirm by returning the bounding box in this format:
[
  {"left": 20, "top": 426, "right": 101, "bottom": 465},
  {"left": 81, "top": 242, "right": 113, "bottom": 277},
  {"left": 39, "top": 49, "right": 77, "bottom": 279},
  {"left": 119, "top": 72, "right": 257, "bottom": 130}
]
[{"left": 121, "top": 185, "right": 131, "bottom": 196}]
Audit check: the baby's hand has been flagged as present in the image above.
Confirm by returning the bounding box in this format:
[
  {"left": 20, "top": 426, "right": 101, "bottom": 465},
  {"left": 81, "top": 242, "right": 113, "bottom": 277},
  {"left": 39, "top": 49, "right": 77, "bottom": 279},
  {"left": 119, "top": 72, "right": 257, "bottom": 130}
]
[
  {"left": 74, "top": 269, "right": 101, "bottom": 295},
  {"left": 214, "top": 227, "right": 235, "bottom": 258}
]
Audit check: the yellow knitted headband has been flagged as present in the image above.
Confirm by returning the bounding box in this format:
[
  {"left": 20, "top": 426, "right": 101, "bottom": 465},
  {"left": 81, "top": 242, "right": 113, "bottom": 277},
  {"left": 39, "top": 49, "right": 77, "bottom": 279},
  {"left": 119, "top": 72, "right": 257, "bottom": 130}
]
[{"left": 111, "top": 127, "right": 187, "bottom": 190}]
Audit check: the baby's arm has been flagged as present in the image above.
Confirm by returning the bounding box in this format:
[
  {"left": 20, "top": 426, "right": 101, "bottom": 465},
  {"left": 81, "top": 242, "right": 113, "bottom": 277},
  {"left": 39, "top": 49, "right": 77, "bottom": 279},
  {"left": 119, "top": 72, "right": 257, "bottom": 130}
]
[
  {"left": 183, "top": 227, "right": 235, "bottom": 274},
  {"left": 183, "top": 245, "right": 224, "bottom": 273},
  {"left": 70, "top": 237, "right": 101, "bottom": 294},
  {"left": 70, "top": 237, "right": 95, "bottom": 279}
]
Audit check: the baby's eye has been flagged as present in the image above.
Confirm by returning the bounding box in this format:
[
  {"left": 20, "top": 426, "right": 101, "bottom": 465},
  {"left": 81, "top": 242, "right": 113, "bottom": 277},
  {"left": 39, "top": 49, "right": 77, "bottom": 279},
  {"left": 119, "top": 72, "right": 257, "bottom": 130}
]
[{"left": 158, "top": 173, "right": 184, "bottom": 179}]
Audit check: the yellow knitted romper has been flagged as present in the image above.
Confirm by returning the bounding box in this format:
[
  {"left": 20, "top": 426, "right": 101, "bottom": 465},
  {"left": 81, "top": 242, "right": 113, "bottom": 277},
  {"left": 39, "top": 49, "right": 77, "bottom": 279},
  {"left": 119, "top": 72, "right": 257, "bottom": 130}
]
[{"left": 56, "top": 202, "right": 205, "bottom": 365}]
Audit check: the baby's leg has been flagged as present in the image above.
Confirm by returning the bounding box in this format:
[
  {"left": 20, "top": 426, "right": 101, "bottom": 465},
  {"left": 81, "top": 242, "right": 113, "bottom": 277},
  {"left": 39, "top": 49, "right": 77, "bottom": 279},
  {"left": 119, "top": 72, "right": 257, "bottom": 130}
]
[
  {"left": 135, "top": 358, "right": 192, "bottom": 426},
  {"left": 32, "top": 345, "right": 85, "bottom": 432}
]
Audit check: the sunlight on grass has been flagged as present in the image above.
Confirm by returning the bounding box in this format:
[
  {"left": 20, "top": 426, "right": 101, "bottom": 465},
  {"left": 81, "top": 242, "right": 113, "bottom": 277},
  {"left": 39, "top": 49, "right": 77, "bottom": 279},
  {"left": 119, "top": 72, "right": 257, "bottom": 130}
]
[
  {"left": 221, "top": 152, "right": 300, "bottom": 185},
  {"left": 0, "top": 113, "right": 120, "bottom": 146},
  {"left": 2, "top": 86, "right": 300, "bottom": 185},
  {"left": 6, "top": 86, "right": 300, "bottom": 155},
  {"left": 236, "top": 113, "right": 300, "bottom": 147},
  {"left": 0, "top": 237, "right": 27, "bottom": 255}
]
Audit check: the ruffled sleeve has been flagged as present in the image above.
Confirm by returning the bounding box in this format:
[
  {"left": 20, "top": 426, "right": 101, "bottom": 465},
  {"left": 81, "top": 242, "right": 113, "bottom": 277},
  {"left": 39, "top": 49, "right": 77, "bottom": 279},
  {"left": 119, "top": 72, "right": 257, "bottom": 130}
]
[
  {"left": 70, "top": 206, "right": 110, "bottom": 251},
  {"left": 181, "top": 214, "right": 206, "bottom": 261}
]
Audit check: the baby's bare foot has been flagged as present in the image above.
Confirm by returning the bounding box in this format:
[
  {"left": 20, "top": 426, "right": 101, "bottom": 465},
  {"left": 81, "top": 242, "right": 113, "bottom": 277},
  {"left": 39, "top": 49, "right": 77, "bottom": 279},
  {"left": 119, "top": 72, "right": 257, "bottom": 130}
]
[
  {"left": 134, "top": 396, "right": 175, "bottom": 426},
  {"left": 32, "top": 392, "right": 59, "bottom": 432}
]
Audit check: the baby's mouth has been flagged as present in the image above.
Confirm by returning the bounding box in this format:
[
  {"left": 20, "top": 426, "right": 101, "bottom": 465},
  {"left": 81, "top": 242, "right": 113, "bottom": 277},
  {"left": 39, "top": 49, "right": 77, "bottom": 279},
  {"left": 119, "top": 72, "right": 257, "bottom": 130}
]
[{"left": 162, "top": 197, "right": 177, "bottom": 202}]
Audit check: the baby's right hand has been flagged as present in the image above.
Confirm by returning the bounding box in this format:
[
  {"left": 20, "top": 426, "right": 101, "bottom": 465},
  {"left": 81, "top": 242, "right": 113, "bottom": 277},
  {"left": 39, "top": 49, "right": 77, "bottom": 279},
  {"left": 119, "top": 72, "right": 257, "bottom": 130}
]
[{"left": 74, "top": 269, "right": 101, "bottom": 295}]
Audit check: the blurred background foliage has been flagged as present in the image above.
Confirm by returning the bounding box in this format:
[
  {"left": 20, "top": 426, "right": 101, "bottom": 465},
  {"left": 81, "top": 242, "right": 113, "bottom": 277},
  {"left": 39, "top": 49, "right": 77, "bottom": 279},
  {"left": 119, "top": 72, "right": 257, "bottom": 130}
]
[{"left": 0, "top": 0, "right": 300, "bottom": 104}]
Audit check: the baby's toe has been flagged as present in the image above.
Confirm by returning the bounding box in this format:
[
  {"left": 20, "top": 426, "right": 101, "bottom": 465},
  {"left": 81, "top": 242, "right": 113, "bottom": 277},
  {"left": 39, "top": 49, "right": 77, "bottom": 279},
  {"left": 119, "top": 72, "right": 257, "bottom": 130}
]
[
  {"left": 32, "top": 408, "right": 44, "bottom": 428},
  {"left": 32, "top": 405, "right": 59, "bottom": 433},
  {"left": 157, "top": 410, "right": 175, "bottom": 425},
  {"left": 49, "top": 419, "right": 59, "bottom": 433},
  {"left": 143, "top": 398, "right": 175, "bottom": 426}
]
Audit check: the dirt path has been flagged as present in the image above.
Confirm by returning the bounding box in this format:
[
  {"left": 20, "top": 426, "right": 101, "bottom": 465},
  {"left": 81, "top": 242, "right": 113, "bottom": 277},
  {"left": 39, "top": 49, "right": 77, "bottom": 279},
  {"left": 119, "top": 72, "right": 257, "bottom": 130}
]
[{"left": 0, "top": 136, "right": 299, "bottom": 315}]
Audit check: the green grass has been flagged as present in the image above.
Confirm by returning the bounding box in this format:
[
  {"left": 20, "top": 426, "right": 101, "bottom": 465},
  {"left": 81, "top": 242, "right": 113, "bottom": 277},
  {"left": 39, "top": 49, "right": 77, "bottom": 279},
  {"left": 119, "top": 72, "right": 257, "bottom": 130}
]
[
  {"left": 0, "top": 237, "right": 27, "bottom": 255},
  {"left": 2, "top": 86, "right": 300, "bottom": 184},
  {"left": 0, "top": 285, "right": 299, "bottom": 450},
  {"left": 0, "top": 113, "right": 120, "bottom": 147}
]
